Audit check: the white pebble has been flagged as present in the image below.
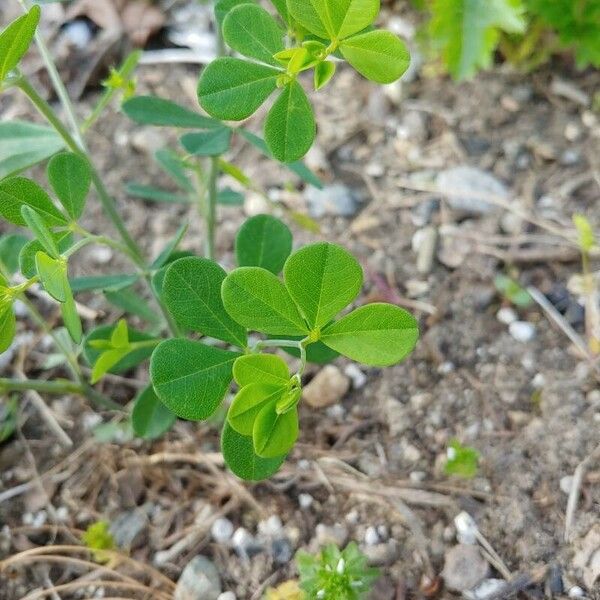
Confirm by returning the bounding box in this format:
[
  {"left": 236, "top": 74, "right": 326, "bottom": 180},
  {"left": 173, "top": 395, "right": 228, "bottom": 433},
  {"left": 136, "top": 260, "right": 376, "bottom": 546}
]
[
  {"left": 231, "top": 527, "right": 253, "bottom": 551},
  {"left": 496, "top": 307, "right": 517, "bottom": 325},
  {"left": 298, "top": 493, "right": 314, "bottom": 509},
  {"left": 509, "top": 321, "right": 536, "bottom": 343},
  {"left": 211, "top": 518, "right": 234, "bottom": 543},
  {"left": 218, "top": 593, "right": 236, "bottom": 600},
  {"left": 559, "top": 476, "right": 574, "bottom": 495},
  {"left": 345, "top": 510, "right": 359, "bottom": 525},
  {"left": 437, "top": 361, "right": 455, "bottom": 375},
  {"left": 454, "top": 511, "right": 478, "bottom": 545},
  {"left": 344, "top": 364, "right": 367, "bottom": 389},
  {"left": 258, "top": 515, "right": 283, "bottom": 537},
  {"left": 532, "top": 373, "right": 546, "bottom": 389},
  {"left": 364, "top": 526, "right": 380, "bottom": 546},
  {"left": 568, "top": 586, "right": 585, "bottom": 598}
]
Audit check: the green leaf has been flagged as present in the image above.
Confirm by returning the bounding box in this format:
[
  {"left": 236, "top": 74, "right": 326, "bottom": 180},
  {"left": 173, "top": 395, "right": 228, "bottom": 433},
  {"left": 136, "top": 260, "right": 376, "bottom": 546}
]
[
  {"left": 84, "top": 325, "right": 155, "bottom": 374},
  {"left": 180, "top": 128, "right": 232, "bottom": 156},
  {"left": 0, "top": 121, "right": 64, "bottom": 180},
  {"left": 222, "top": 267, "right": 308, "bottom": 336},
  {"left": 132, "top": 386, "right": 177, "bottom": 440},
  {"left": 35, "top": 252, "right": 68, "bottom": 301},
  {"left": 91, "top": 348, "right": 130, "bottom": 384},
  {"left": 221, "top": 421, "right": 286, "bottom": 480},
  {"left": 125, "top": 182, "right": 190, "bottom": 204},
  {"left": 284, "top": 242, "right": 363, "bottom": 329},
  {"left": 197, "top": 57, "right": 279, "bottom": 121},
  {"left": 271, "top": 0, "right": 290, "bottom": 24},
  {"left": 151, "top": 223, "right": 188, "bottom": 269},
  {"left": 0, "top": 234, "right": 29, "bottom": 274},
  {"left": 239, "top": 129, "right": 323, "bottom": 188},
  {"left": 264, "top": 81, "right": 315, "bottom": 162},
  {"left": 19, "top": 232, "right": 73, "bottom": 278},
  {"left": 47, "top": 152, "right": 91, "bottom": 220},
  {"left": 150, "top": 339, "right": 240, "bottom": 420},
  {"left": 429, "top": 0, "right": 525, "bottom": 80},
  {"left": 122, "top": 95, "right": 221, "bottom": 128},
  {"left": 155, "top": 149, "right": 194, "bottom": 192},
  {"left": 253, "top": 402, "right": 298, "bottom": 458},
  {"left": 493, "top": 274, "right": 532, "bottom": 308},
  {"left": 321, "top": 303, "right": 418, "bottom": 366},
  {"left": 61, "top": 294, "right": 82, "bottom": 344},
  {"left": 277, "top": 336, "right": 339, "bottom": 364},
  {"left": 228, "top": 383, "right": 285, "bottom": 435},
  {"left": 21, "top": 206, "right": 59, "bottom": 257},
  {"left": 573, "top": 213, "right": 596, "bottom": 253},
  {"left": 235, "top": 214, "right": 293, "bottom": 274},
  {"left": 0, "top": 6, "right": 41, "bottom": 82},
  {"left": 340, "top": 30, "right": 410, "bottom": 83},
  {"left": 215, "top": 0, "right": 255, "bottom": 30},
  {"left": 223, "top": 4, "right": 285, "bottom": 66},
  {"left": 0, "top": 304, "right": 16, "bottom": 354},
  {"left": 314, "top": 60, "right": 336, "bottom": 89},
  {"left": 233, "top": 353, "right": 290, "bottom": 387},
  {"left": 444, "top": 439, "right": 480, "bottom": 478},
  {"left": 69, "top": 273, "right": 139, "bottom": 293},
  {"left": 287, "top": 0, "right": 379, "bottom": 40},
  {"left": 110, "top": 319, "right": 129, "bottom": 348},
  {"left": 163, "top": 257, "right": 247, "bottom": 347},
  {"left": 217, "top": 187, "right": 244, "bottom": 205},
  {"left": 104, "top": 287, "right": 161, "bottom": 326},
  {"left": 0, "top": 177, "right": 67, "bottom": 227}
]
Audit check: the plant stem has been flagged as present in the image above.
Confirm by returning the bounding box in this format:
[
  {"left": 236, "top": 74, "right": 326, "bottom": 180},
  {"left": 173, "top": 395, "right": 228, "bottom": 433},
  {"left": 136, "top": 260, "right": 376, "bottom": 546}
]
[
  {"left": 205, "top": 157, "right": 219, "bottom": 260},
  {"left": 0, "top": 378, "right": 84, "bottom": 395},
  {"left": 253, "top": 339, "right": 303, "bottom": 351}
]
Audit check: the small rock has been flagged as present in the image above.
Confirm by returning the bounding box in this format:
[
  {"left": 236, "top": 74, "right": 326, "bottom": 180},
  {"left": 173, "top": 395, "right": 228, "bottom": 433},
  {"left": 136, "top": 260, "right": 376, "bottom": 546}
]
[
  {"left": 175, "top": 555, "right": 222, "bottom": 600},
  {"left": 436, "top": 166, "right": 508, "bottom": 216},
  {"left": 568, "top": 586, "right": 585, "bottom": 598},
  {"left": 211, "top": 518, "right": 234, "bottom": 544},
  {"left": 306, "top": 184, "right": 362, "bottom": 218},
  {"left": 383, "top": 397, "right": 410, "bottom": 436},
  {"left": 364, "top": 526, "right": 380, "bottom": 546},
  {"left": 532, "top": 373, "right": 546, "bottom": 389},
  {"left": 464, "top": 579, "right": 507, "bottom": 600},
  {"left": 345, "top": 510, "right": 359, "bottom": 525},
  {"left": 89, "top": 245, "right": 113, "bottom": 266},
  {"left": 258, "top": 515, "right": 283, "bottom": 538},
  {"left": 546, "top": 564, "right": 564, "bottom": 595},
  {"left": 437, "top": 361, "right": 455, "bottom": 375},
  {"left": 560, "top": 475, "right": 574, "bottom": 494},
  {"left": 217, "top": 593, "right": 236, "bottom": 600},
  {"left": 63, "top": 20, "right": 94, "bottom": 48},
  {"left": 109, "top": 509, "right": 148, "bottom": 550},
  {"left": 344, "top": 364, "right": 367, "bottom": 389},
  {"left": 409, "top": 470, "right": 426, "bottom": 482},
  {"left": 572, "top": 524, "right": 600, "bottom": 589},
  {"left": 410, "top": 392, "right": 432, "bottom": 410},
  {"left": 413, "top": 226, "right": 438, "bottom": 274},
  {"left": 442, "top": 544, "right": 489, "bottom": 592},
  {"left": 507, "top": 410, "right": 530, "bottom": 427},
  {"left": 362, "top": 540, "right": 398, "bottom": 566},
  {"left": 131, "top": 129, "right": 165, "bottom": 156},
  {"left": 315, "top": 523, "right": 348, "bottom": 547},
  {"left": 366, "top": 575, "right": 396, "bottom": 600},
  {"left": 232, "top": 527, "right": 260, "bottom": 556},
  {"left": 271, "top": 537, "right": 293, "bottom": 564},
  {"left": 303, "top": 366, "right": 350, "bottom": 408},
  {"left": 243, "top": 191, "right": 270, "bottom": 216},
  {"left": 560, "top": 149, "right": 581, "bottom": 166},
  {"left": 497, "top": 307, "right": 517, "bottom": 325},
  {"left": 454, "top": 512, "right": 478, "bottom": 545},
  {"left": 298, "top": 493, "right": 314, "bottom": 509},
  {"left": 509, "top": 321, "right": 536, "bottom": 343},
  {"left": 366, "top": 162, "right": 384, "bottom": 178}
]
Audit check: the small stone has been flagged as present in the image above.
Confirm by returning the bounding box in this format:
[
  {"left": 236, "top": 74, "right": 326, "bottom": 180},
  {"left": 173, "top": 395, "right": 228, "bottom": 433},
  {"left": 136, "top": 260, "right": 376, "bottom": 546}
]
[
  {"left": 232, "top": 527, "right": 256, "bottom": 555},
  {"left": 437, "top": 361, "right": 455, "bottom": 375},
  {"left": 560, "top": 149, "right": 581, "bottom": 166},
  {"left": 464, "top": 579, "right": 507, "bottom": 600},
  {"left": 364, "top": 526, "right": 380, "bottom": 546},
  {"left": 315, "top": 523, "right": 348, "bottom": 547},
  {"left": 175, "top": 555, "right": 222, "bottom": 600},
  {"left": 345, "top": 510, "right": 359, "bottom": 525},
  {"left": 454, "top": 512, "right": 478, "bottom": 545},
  {"left": 109, "top": 509, "right": 148, "bottom": 550},
  {"left": 217, "top": 593, "right": 236, "bottom": 600},
  {"left": 436, "top": 166, "right": 508, "bottom": 216},
  {"left": 409, "top": 470, "right": 426, "bottom": 483},
  {"left": 568, "top": 586, "right": 585, "bottom": 598},
  {"left": 89, "top": 245, "right": 113, "bottom": 265},
  {"left": 383, "top": 397, "right": 410, "bottom": 436},
  {"left": 303, "top": 366, "right": 350, "bottom": 408},
  {"left": 496, "top": 307, "right": 517, "bottom": 325},
  {"left": 509, "top": 321, "right": 536, "bottom": 343},
  {"left": 366, "top": 162, "right": 385, "bottom": 177},
  {"left": 63, "top": 20, "right": 94, "bottom": 48},
  {"left": 258, "top": 515, "right": 283, "bottom": 538},
  {"left": 362, "top": 540, "right": 398, "bottom": 566},
  {"left": 507, "top": 410, "right": 530, "bottom": 427},
  {"left": 211, "top": 518, "right": 234, "bottom": 544},
  {"left": 298, "top": 493, "right": 314, "bottom": 509},
  {"left": 344, "top": 364, "right": 367, "bottom": 389},
  {"left": 413, "top": 226, "right": 438, "bottom": 275},
  {"left": 532, "top": 373, "right": 546, "bottom": 389},
  {"left": 442, "top": 544, "right": 489, "bottom": 592},
  {"left": 271, "top": 537, "right": 293, "bottom": 564},
  {"left": 243, "top": 192, "right": 270, "bottom": 216},
  {"left": 572, "top": 524, "right": 600, "bottom": 589},
  {"left": 131, "top": 129, "right": 165, "bottom": 156},
  {"left": 546, "top": 564, "right": 564, "bottom": 595},
  {"left": 305, "top": 184, "right": 362, "bottom": 218},
  {"left": 410, "top": 392, "right": 432, "bottom": 410}
]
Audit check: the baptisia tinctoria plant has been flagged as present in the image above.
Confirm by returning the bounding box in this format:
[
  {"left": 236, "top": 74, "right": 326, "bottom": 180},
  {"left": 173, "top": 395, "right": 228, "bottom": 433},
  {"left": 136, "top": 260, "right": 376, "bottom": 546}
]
[{"left": 0, "top": 1, "right": 416, "bottom": 480}]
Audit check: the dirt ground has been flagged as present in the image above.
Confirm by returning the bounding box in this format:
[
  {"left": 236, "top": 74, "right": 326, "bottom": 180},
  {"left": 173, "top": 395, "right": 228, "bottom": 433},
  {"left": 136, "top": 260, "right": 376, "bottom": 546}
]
[{"left": 0, "top": 3, "right": 599, "bottom": 599}]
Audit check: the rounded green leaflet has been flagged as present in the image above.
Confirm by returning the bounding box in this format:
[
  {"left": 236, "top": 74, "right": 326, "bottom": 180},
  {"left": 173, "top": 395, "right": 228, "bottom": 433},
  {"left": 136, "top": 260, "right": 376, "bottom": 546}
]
[
  {"left": 163, "top": 257, "right": 247, "bottom": 348},
  {"left": 221, "top": 421, "right": 286, "bottom": 481},
  {"left": 222, "top": 267, "right": 309, "bottom": 336},
  {"left": 61, "top": 293, "right": 82, "bottom": 344},
  {"left": 19, "top": 232, "right": 73, "bottom": 279},
  {"left": 235, "top": 214, "right": 292, "bottom": 275},
  {"left": 35, "top": 252, "right": 69, "bottom": 302},
  {"left": 0, "top": 177, "right": 67, "bottom": 227},
  {"left": 314, "top": 60, "right": 336, "bottom": 90},
  {"left": 264, "top": 81, "right": 315, "bottom": 163},
  {"left": 197, "top": 57, "right": 280, "bottom": 121},
  {"left": 150, "top": 338, "right": 240, "bottom": 421},
  {"left": 0, "top": 304, "right": 16, "bottom": 354},
  {"left": 340, "top": 30, "right": 411, "bottom": 84},
  {"left": 132, "top": 386, "right": 177, "bottom": 440},
  {"left": 215, "top": 0, "right": 255, "bottom": 30},
  {"left": 253, "top": 401, "right": 298, "bottom": 458},
  {"left": 233, "top": 353, "right": 290, "bottom": 387},
  {"left": 47, "top": 152, "right": 91, "bottom": 220},
  {"left": 284, "top": 242, "right": 363, "bottom": 330},
  {"left": 223, "top": 4, "right": 285, "bottom": 67},
  {"left": 228, "top": 382, "right": 286, "bottom": 435},
  {"left": 320, "top": 302, "right": 419, "bottom": 366},
  {"left": 0, "top": 6, "right": 41, "bottom": 82},
  {"left": 180, "top": 128, "right": 232, "bottom": 156},
  {"left": 0, "top": 234, "right": 29, "bottom": 275}
]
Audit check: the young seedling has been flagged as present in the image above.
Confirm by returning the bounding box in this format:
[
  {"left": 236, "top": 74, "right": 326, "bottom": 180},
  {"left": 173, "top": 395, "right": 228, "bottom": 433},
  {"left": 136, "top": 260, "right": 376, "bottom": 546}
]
[{"left": 444, "top": 439, "right": 480, "bottom": 479}]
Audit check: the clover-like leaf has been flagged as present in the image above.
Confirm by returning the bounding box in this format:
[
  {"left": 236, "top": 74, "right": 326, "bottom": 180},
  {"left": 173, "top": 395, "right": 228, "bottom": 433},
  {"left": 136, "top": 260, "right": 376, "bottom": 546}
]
[
  {"left": 163, "top": 257, "right": 247, "bottom": 347},
  {"left": 253, "top": 402, "right": 298, "bottom": 458},
  {"left": 20, "top": 232, "right": 73, "bottom": 279},
  {"left": 35, "top": 252, "right": 68, "bottom": 302},
  {"left": 340, "top": 30, "right": 410, "bottom": 83},
  {"left": 91, "top": 348, "right": 130, "bottom": 384},
  {"left": 132, "top": 386, "right": 177, "bottom": 440},
  {"left": 314, "top": 60, "right": 336, "bottom": 89},
  {"left": 61, "top": 293, "right": 82, "bottom": 344},
  {"left": 198, "top": 58, "right": 279, "bottom": 121},
  {"left": 180, "top": 128, "right": 232, "bottom": 156},
  {"left": 222, "top": 267, "right": 308, "bottom": 336},
  {"left": 228, "top": 383, "right": 286, "bottom": 435},
  {"left": 155, "top": 149, "right": 194, "bottom": 192},
  {"left": 223, "top": 4, "right": 285, "bottom": 66},
  {"left": 0, "top": 6, "right": 41, "bottom": 82},
  {"left": 0, "top": 177, "right": 67, "bottom": 227},
  {"left": 0, "top": 234, "right": 28, "bottom": 275},
  {"left": 47, "top": 152, "right": 91, "bottom": 220},
  {"left": 150, "top": 339, "right": 240, "bottom": 420},
  {"left": 21, "top": 206, "right": 60, "bottom": 258},
  {"left": 233, "top": 353, "right": 290, "bottom": 387},
  {"left": 264, "top": 81, "right": 315, "bottom": 162},
  {"left": 284, "top": 242, "right": 363, "bottom": 330},
  {"left": 0, "top": 303, "right": 16, "bottom": 354},
  {"left": 221, "top": 421, "right": 286, "bottom": 481},
  {"left": 321, "top": 303, "right": 418, "bottom": 366},
  {"left": 122, "top": 96, "right": 220, "bottom": 129},
  {"left": 215, "top": 0, "right": 255, "bottom": 29},
  {"left": 235, "top": 214, "right": 292, "bottom": 274}
]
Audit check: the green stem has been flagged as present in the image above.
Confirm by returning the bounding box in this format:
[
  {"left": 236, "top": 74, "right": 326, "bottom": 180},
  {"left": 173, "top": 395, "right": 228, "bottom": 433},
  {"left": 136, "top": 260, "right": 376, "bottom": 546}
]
[
  {"left": 0, "top": 378, "right": 83, "bottom": 395},
  {"left": 205, "top": 157, "right": 219, "bottom": 260},
  {"left": 253, "top": 339, "right": 303, "bottom": 351}
]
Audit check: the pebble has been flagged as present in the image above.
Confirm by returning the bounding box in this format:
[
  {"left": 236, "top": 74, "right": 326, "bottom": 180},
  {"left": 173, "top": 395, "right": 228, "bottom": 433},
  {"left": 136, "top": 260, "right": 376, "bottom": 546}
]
[
  {"left": 305, "top": 184, "right": 362, "bottom": 218},
  {"left": 496, "top": 307, "right": 517, "bottom": 324},
  {"left": 243, "top": 192, "right": 270, "bottom": 216},
  {"left": 568, "top": 586, "right": 585, "bottom": 598},
  {"left": 303, "top": 365, "right": 350, "bottom": 408},
  {"left": 63, "top": 19, "right": 94, "bottom": 48},
  {"left": 364, "top": 526, "right": 380, "bottom": 546},
  {"left": 211, "top": 518, "right": 234, "bottom": 544},
  {"left": 315, "top": 523, "right": 348, "bottom": 547},
  {"left": 532, "top": 373, "right": 546, "bottom": 389},
  {"left": 231, "top": 527, "right": 257, "bottom": 556},
  {"left": 383, "top": 397, "right": 410, "bottom": 436},
  {"left": 131, "top": 129, "right": 164, "bottom": 156},
  {"left": 345, "top": 510, "right": 359, "bottom": 525},
  {"left": 362, "top": 540, "right": 398, "bottom": 566},
  {"left": 174, "top": 555, "right": 222, "bottom": 600},
  {"left": 410, "top": 392, "right": 432, "bottom": 410},
  {"left": 436, "top": 166, "right": 508, "bottom": 216},
  {"left": 437, "top": 361, "right": 455, "bottom": 375},
  {"left": 344, "top": 364, "right": 367, "bottom": 389},
  {"left": 414, "top": 226, "right": 438, "bottom": 274},
  {"left": 560, "top": 475, "right": 574, "bottom": 494},
  {"left": 109, "top": 509, "right": 148, "bottom": 549},
  {"left": 258, "top": 515, "right": 283, "bottom": 538},
  {"left": 560, "top": 149, "right": 581, "bottom": 166},
  {"left": 409, "top": 470, "right": 426, "bottom": 482},
  {"left": 442, "top": 544, "right": 489, "bottom": 592},
  {"left": 217, "top": 593, "right": 236, "bottom": 600},
  {"left": 454, "top": 512, "right": 477, "bottom": 545},
  {"left": 509, "top": 321, "right": 536, "bottom": 343},
  {"left": 89, "top": 245, "right": 113, "bottom": 265},
  {"left": 271, "top": 537, "right": 293, "bottom": 564},
  {"left": 464, "top": 579, "right": 506, "bottom": 600},
  {"left": 298, "top": 493, "right": 314, "bottom": 509}
]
